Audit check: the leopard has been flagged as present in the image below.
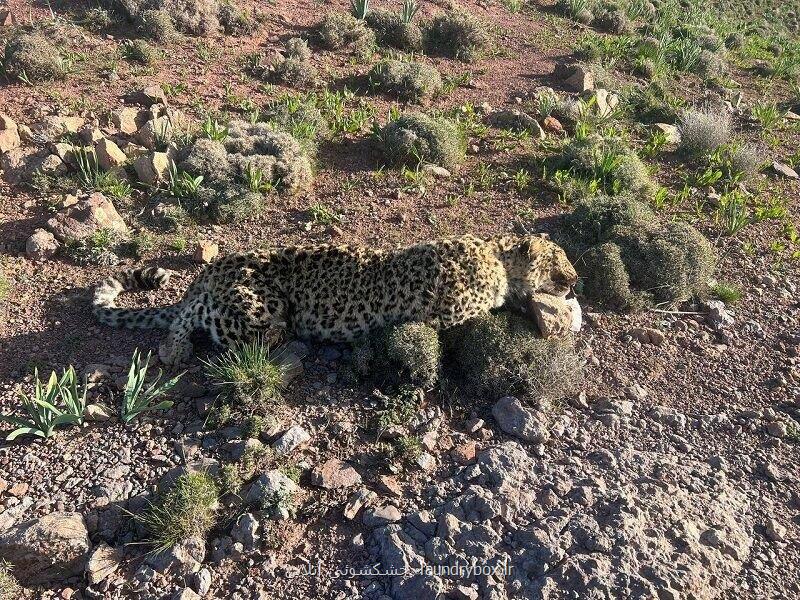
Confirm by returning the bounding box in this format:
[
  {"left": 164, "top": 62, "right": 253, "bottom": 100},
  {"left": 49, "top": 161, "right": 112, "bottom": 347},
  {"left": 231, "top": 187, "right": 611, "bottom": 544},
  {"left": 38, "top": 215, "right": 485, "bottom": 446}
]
[{"left": 93, "top": 234, "right": 578, "bottom": 366}]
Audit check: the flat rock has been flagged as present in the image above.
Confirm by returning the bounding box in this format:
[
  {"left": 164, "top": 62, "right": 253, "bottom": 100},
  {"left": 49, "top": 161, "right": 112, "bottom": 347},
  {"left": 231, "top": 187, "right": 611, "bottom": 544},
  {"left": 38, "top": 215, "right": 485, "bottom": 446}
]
[
  {"left": 46, "top": 192, "right": 128, "bottom": 241},
  {"left": 772, "top": 161, "right": 799, "bottom": 179},
  {"left": 311, "top": 459, "right": 362, "bottom": 489},
  {"left": 86, "top": 542, "right": 121, "bottom": 584},
  {"left": 0, "top": 113, "right": 21, "bottom": 153},
  {"left": 363, "top": 505, "right": 402, "bottom": 528},
  {"left": 193, "top": 241, "right": 219, "bottom": 264},
  {"left": 0, "top": 512, "right": 90, "bottom": 586},
  {"left": 272, "top": 425, "right": 311, "bottom": 454}
]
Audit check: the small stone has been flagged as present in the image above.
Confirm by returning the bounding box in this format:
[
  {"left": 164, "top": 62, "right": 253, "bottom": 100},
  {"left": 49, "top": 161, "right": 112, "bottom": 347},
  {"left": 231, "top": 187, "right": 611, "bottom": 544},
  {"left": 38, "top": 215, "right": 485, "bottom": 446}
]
[
  {"left": 46, "top": 192, "right": 128, "bottom": 242},
  {"left": 0, "top": 512, "right": 90, "bottom": 586},
  {"left": 133, "top": 151, "right": 171, "bottom": 186},
  {"left": 110, "top": 107, "right": 146, "bottom": 135},
  {"left": 362, "top": 505, "right": 402, "bottom": 528},
  {"left": 0, "top": 9, "right": 14, "bottom": 26},
  {"left": 654, "top": 123, "right": 680, "bottom": 143},
  {"left": 85, "top": 404, "right": 113, "bottom": 422},
  {"left": 421, "top": 163, "right": 451, "bottom": 179},
  {"left": 86, "top": 543, "right": 121, "bottom": 584},
  {"left": 311, "top": 459, "right": 362, "bottom": 489},
  {"left": 95, "top": 138, "right": 127, "bottom": 171},
  {"left": 244, "top": 471, "right": 299, "bottom": 507},
  {"left": 561, "top": 64, "right": 594, "bottom": 92},
  {"left": 9, "top": 482, "right": 28, "bottom": 497},
  {"left": 765, "top": 421, "right": 787, "bottom": 438},
  {"left": 416, "top": 452, "right": 436, "bottom": 471},
  {"left": 543, "top": 115, "right": 564, "bottom": 134},
  {"left": 629, "top": 326, "right": 665, "bottom": 345},
  {"left": 272, "top": 425, "right": 311, "bottom": 454},
  {"left": 173, "top": 588, "right": 201, "bottom": 600},
  {"left": 25, "top": 228, "right": 59, "bottom": 260},
  {"left": 706, "top": 300, "right": 734, "bottom": 329},
  {"left": 193, "top": 241, "right": 219, "bottom": 264},
  {"left": 193, "top": 567, "right": 212, "bottom": 596},
  {"left": 765, "top": 519, "right": 787, "bottom": 542},
  {"left": 376, "top": 475, "right": 403, "bottom": 497},
  {"left": 0, "top": 113, "right": 21, "bottom": 153},
  {"left": 772, "top": 161, "right": 798, "bottom": 179},
  {"left": 451, "top": 441, "right": 477, "bottom": 465},
  {"left": 78, "top": 125, "right": 104, "bottom": 144},
  {"left": 465, "top": 418, "right": 484, "bottom": 433},
  {"left": 231, "top": 513, "right": 259, "bottom": 549},
  {"left": 128, "top": 86, "right": 167, "bottom": 107},
  {"left": 594, "top": 88, "right": 619, "bottom": 117},
  {"left": 491, "top": 396, "right": 549, "bottom": 443},
  {"left": 529, "top": 293, "right": 574, "bottom": 339},
  {"left": 343, "top": 488, "right": 376, "bottom": 520}
]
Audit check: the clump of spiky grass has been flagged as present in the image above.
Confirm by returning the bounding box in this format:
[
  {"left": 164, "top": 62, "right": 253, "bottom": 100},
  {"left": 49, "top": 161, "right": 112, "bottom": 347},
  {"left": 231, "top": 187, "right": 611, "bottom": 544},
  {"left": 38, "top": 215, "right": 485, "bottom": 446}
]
[
  {"left": 678, "top": 107, "right": 731, "bottom": 156},
  {"left": 443, "top": 312, "right": 584, "bottom": 401},
  {"left": 0, "top": 561, "right": 21, "bottom": 599},
  {"left": 378, "top": 112, "right": 465, "bottom": 169},
  {"left": 138, "top": 472, "right": 218, "bottom": 553},
  {"left": 425, "top": 8, "right": 487, "bottom": 62},
  {"left": 369, "top": 59, "right": 442, "bottom": 102},
  {"left": 202, "top": 340, "right": 288, "bottom": 407}
]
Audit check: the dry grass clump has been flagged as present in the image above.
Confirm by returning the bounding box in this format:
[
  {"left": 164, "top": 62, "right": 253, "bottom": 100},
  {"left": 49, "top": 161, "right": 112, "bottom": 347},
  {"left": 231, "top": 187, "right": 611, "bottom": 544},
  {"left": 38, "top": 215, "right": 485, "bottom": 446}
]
[
  {"left": 678, "top": 107, "right": 732, "bottom": 156},
  {"left": 138, "top": 472, "right": 219, "bottom": 552},
  {"left": 442, "top": 312, "right": 584, "bottom": 401},
  {"left": 263, "top": 95, "right": 329, "bottom": 146},
  {"left": 559, "top": 194, "right": 716, "bottom": 310},
  {"left": 557, "top": 135, "right": 655, "bottom": 200},
  {"left": 121, "top": 39, "right": 159, "bottom": 64},
  {"left": 2, "top": 32, "right": 67, "bottom": 82},
  {"left": 269, "top": 38, "right": 319, "bottom": 87},
  {"left": 369, "top": 59, "right": 442, "bottom": 102},
  {"left": 317, "top": 12, "right": 375, "bottom": 60},
  {"left": 0, "top": 561, "right": 21, "bottom": 599},
  {"left": 425, "top": 8, "right": 488, "bottom": 62},
  {"left": 218, "top": 0, "right": 257, "bottom": 35},
  {"left": 378, "top": 112, "right": 465, "bottom": 169},
  {"left": 365, "top": 9, "right": 423, "bottom": 51}
]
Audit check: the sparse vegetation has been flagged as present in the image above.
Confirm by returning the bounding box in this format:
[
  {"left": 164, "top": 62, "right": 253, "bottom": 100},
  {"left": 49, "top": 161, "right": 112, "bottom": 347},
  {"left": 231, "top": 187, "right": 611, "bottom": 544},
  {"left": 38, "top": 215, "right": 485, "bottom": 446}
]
[
  {"left": 121, "top": 348, "right": 182, "bottom": 423},
  {"left": 425, "top": 8, "right": 488, "bottom": 62},
  {"left": 443, "top": 312, "right": 584, "bottom": 401},
  {"left": 0, "top": 561, "right": 21, "bottom": 599},
  {"left": 378, "top": 112, "right": 465, "bottom": 169},
  {"left": 138, "top": 471, "right": 219, "bottom": 552},
  {"left": 369, "top": 59, "right": 443, "bottom": 102},
  {"left": 2, "top": 32, "right": 69, "bottom": 83},
  {"left": 559, "top": 194, "right": 716, "bottom": 310},
  {"left": 202, "top": 340, "right": 289, "bottom": 409}
]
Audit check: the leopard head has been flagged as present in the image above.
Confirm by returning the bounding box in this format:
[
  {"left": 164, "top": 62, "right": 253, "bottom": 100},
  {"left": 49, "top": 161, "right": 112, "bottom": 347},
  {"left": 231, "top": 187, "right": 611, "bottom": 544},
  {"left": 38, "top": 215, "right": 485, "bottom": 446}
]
[{"left": 496, "top": 234, "right": 578, "bottom": 300}]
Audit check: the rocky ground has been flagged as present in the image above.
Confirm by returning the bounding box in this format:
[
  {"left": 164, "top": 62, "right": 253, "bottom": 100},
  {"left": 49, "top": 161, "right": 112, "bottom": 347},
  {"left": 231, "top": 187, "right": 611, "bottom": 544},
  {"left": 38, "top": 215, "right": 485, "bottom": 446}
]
[{"left": 0, "top": 0, "right": 799, "bottom": 599}]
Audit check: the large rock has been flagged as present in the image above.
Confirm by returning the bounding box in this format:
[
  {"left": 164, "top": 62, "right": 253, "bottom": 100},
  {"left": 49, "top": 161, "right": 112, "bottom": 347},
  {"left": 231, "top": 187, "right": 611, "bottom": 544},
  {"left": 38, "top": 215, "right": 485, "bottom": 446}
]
[
  {"left": 272, "top": 425, "right": 311, "bottom": 454},
  {"left": 0, "top": 511, "right": 90, "bottom": 585},
  {"left": 491, "top": 396, "right": 549, "bottom": 443},
  {"left": 0, "top": 113, "right": 21, "bottom": 153},
  {"left": 32, "top": 116, "right": 86, "bottom": 142},
  {"left": 245, "top": 471, "right": 299, "bottom": 509},
  {"left": 133, "top": 151, "right": 171, "bottom": 186},
  {"left": 559, "top": 64, "right": 594, "bottom": 92},
  {"left": 46, "top": 192, "right": 128, "bottom": 241},
  {"left": 110, "top": 107, "right": 148, "bottom": 135},
  {"left": 529, "top": 293, "right": 574, "bottom": 339}
]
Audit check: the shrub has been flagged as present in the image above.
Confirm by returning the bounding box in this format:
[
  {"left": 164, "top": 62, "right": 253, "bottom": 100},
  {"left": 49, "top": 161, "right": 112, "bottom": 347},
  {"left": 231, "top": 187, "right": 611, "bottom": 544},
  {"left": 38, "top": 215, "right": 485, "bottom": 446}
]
[
  {"left": 218, "top": 0, "right": 257, "bottom": 35},
  {"left": 121, "top": 39, "right": 159, "bottom": 64},
  {"left": 82, "top": 7, "right": 114, "bottom": 31},
  {"left": 263, "top": 95, "right": 330, "bottom": 145},
  {"left": 2, "top": 32, "right": 67, "bottom": 82},
  {"left": 425, "top": 8, "right": 487, "bottom": 62},
  {"left": 369, "top": 59, "right": 442, "bottom": 102},
  {"left": 559, "top": 194, "right": 716, "bottom": 309},
  {"left": 118, "top": 0, "right": 220, "bottom": 35},
  {"left": 727, "top": 144, "right": 761, "bottom": 179},
  {"left": 354, "top": 323, "right": 441, "bottom": 389},
  {"left": 378, "top": 112, "right": 464, "bottom": 169},
  {"left": 556, "top": 135, "right": 655, "bottom": 200},
  {"left": 365, "top": 9, "right": 423, "bottom": 50},
  {"left": 696, "top": 49, "right": 726, "bottom": 78},
  {"left": 594, "top": 7, "right": 631, "bottom": 34},
  {"left": 443, "top": 312, "right": 584, "bottom": 401},
  {"left": 202, "top": 339, "right": 289, "bottom": 409},
  {"left": 139, "top": 472, "right": 219, "bottom": 552},
  {"left": 179, "top": 120, "right": 314, "bottom": 199},
  {"left": 317, "top": 12, "right": 376, "bottom": 60},
  {"left": 139, "top": 9, "right": 176, "bottom": 41},
  {"left": 678, "top": 107, "right": 731, "bottom": 156},
  {"left": 270, "top": 38, "right": 319, "bottom": 87}
]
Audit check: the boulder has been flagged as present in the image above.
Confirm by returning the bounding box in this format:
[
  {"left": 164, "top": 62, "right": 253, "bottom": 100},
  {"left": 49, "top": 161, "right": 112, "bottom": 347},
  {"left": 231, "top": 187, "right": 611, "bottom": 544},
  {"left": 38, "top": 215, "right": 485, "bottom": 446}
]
[
  {"left": 25, "top": 228, "right": 60, "bottom": 260},
  {"left": 110, "top": 107, "right": 148, "bottom": 135},
  {"left": 33, "top": 116, "right": 86, "bottom": 142},
  {"left": 0, "top": 512, "right": 90, "bottom": 585},
  {"left": 0, "top": 113, "right": 21, "bottom": 153},
  {"left": 559, "top": 64, "right": 594, "bottom": 92},
  {"left": 47, "top": 192, "right": 128, "bottom": 241}
]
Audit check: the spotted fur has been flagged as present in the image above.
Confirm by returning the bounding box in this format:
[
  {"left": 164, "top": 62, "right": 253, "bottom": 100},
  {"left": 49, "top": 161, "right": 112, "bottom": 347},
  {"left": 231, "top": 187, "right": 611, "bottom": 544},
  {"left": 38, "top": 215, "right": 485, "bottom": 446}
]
[{"left": 92, "top": 234, "right": 577, "bottom": 365}]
